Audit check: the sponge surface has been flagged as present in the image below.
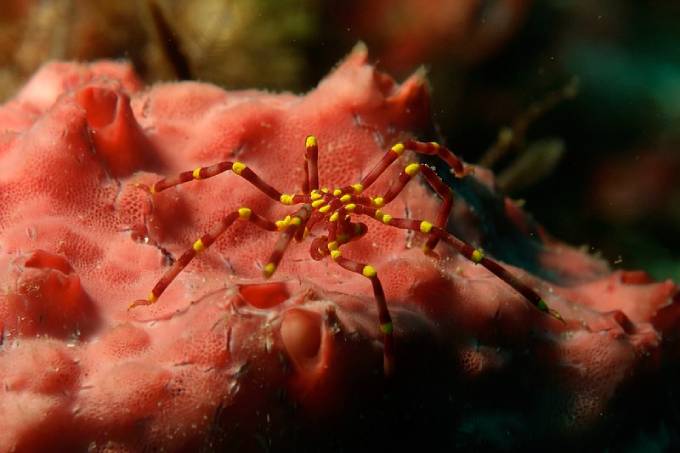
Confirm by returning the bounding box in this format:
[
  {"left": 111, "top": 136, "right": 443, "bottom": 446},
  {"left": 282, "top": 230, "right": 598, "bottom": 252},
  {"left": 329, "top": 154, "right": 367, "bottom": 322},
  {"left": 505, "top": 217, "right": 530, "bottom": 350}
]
[{"left": 0, "top": 50, "right": 678, "bottom": 451}]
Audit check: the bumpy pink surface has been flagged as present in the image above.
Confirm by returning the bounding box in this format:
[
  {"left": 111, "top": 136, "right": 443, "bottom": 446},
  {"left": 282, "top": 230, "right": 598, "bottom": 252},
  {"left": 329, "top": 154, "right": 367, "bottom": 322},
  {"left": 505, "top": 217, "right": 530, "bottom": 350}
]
[{"left": 0, "top": 49, "right": 678, "bottom": 451}]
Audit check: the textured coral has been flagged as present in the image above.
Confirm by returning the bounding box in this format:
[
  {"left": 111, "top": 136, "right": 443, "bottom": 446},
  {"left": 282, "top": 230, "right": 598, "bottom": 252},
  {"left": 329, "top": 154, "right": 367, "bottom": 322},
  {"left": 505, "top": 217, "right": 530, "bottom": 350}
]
[{"left": 0, "top": 48, "right": 678, "bottom": 451}]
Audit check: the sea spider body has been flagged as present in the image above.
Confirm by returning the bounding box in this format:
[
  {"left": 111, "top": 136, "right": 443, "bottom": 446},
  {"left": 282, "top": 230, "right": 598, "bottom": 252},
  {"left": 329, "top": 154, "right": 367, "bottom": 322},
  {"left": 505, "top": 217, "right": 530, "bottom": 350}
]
[{"left": 131, "top": 136, "right": 562, "bottom": 376}]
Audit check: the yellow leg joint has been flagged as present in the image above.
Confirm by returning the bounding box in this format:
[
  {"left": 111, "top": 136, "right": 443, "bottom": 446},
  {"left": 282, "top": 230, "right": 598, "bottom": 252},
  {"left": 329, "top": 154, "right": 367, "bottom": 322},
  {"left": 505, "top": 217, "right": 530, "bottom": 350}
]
[
  {"left": 311, "top": 199, "right": 325, "bottom": 208},
  {"left": 420, "top": 220, "right": 433, "bottom": 233},
  {"left": 147, "top": 292, "right": 157, "bottom": 303},
  {"left": 372, "top": 196, "right": 385, "bottom": 207},
  {"left": 319, "top": 204, "right": 331, "bottom": 213},
  {"left": 280, "top": 194, "right": 294, "bottom": 205},
  {"left": 471, "top": 249, "right": 484, "bottom": 263},
  {"left": 329, "top": 212, "right": 339, "bottom": 222},
  {"left": 351, "top": 183, "right": 363, "bottom": 194},
  {"left": 330, "top": 250, "right": 342, "bottom": 261},
  {"left": 344, "top": 203, "right": 356, "bottom": 212},
  {"left": 382, "top": 214, "right": 392, "bottom": 224},
  {"left": 391, "top": 143, "right": 405, "bottom": 155},
  {"left": 263, "top": 262, "right": 276, "bottom": 278},
  {"left": 192, "top": 238, "right": 206, "bottom": 253},
  {"left": 305, "top": 135, "right": 317, "bottom": 148},
  {"left": 327, "top": 241, "right": 339, "bottom": 251},
  {"left": 290, "top": 216, "right": 302, "bottom": 226},
  {"left": 405, "top": 163, "right": 420, "bottom": 176},
  {"left": 362, "top": 265, "right": 377, "bottom": 278},
  {"left": 192, "top": 167, "right": 203, "bottom": 179},
  {"left": 333, "top": 188, "right": 343, "bottom": 196},
  {"left": 310, "top": 190, "right": 322, "bottom": 200},
  {"left": 232, "top": 161, "right": 247, "bottom": 175},
  {"left": 238, "top": 207, "right": 252, "bottom": 219},
  {"left": 340, "top": 194, "right": 352, "bottom": 203},
  {"left": 276, "top": 216, "right": 291, "bottom": 230}
]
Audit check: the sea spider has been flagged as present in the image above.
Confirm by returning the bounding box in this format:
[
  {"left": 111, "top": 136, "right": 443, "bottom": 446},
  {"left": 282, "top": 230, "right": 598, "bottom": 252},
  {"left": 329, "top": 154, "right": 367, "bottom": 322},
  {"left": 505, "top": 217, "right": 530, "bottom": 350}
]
[{"left": 130, "top": 136, "right": 563, "bottom": 376}]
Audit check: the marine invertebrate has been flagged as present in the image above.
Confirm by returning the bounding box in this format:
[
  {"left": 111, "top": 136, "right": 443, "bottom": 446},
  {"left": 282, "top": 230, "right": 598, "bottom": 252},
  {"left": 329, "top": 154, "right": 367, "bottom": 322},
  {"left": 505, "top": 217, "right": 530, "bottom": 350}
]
[{"left": 131, "top": 135, "right": 562, "bottom": 375}]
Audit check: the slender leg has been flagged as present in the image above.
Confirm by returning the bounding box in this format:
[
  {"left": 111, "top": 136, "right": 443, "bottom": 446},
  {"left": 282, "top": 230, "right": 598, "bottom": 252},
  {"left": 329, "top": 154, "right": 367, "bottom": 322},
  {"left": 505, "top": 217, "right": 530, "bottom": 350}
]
[
  {"left": 419, "top": 165, "right": 454, "bottom": 252},
  {"left": 337, "top": 139, "right": 469, "bottom": 197},
  {"left": 262, "top": 205, "right": 312, "bottom": 278},
  {"left": 309, "top": 235, "right": 329, "bottom": 260},
  {"left": 402, "top": 140, "right": 469, "bottom": 178},
  {"left": 432, "top": 227, "right": 563, "bottom": 321},
  {"left": 333, "top": 140, "right": 468, "bottom": 221},
  {"left": 358, "top": 162, "right": 454, "bottom": 252},
  {"left": 353, "top": 206, "right": 563, "bottom": 321},
  {"left": 129, "top": 207, "right": 277, "bottom": 309},
  {"left": 141, "top": 160, "right": 286, "bottom": 204},
  {"left": 356, "top": 143, "right": 404, "bottom": 191},
  {"left": 305, "top": 135, "right": 320, "bottom": 192},
  {"left": 328, "top": 249, "right": 395, "bottom": 377}
]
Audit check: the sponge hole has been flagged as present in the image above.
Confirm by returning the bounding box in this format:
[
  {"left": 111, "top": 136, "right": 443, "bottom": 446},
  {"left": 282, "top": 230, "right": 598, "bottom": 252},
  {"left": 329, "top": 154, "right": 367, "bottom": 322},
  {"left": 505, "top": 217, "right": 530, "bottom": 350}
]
[
  {"left": 280, "top": 309, "right": 323, "bottom": 368},
  {"left": 238, "top": 281, "right": 290, "bottom": 309}
]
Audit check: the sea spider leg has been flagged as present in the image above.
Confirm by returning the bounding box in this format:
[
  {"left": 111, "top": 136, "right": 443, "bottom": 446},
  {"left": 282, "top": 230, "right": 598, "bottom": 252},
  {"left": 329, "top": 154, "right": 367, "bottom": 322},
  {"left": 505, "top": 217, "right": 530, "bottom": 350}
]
[
  {"left": 363, "top": 162, "right": 454, "bottom": 253},
  {"left": 309, "top": 235, "right": 329, "bottom": 260},
  {"left": 402, "top": 139, "right": 470, "bottom": 178},
  {"left": 304, "top": 135, "right": 320, "bottom": 192},
  {"left": 353, "top": 205, "right": 563, "bottom": 322},
  {"left": 353, "top": 143, "right": 404, "bottom": 192},
  {"left": 129, "top": 207, "right": 278, "bottom": 309},
  {"left": 336, "top": 139, "right": 469, "bottom": 198},
  {"left": 419, "top": 165, "right": 454, "bottom": 252},
  {"left": 262, "top": 205, "right": 312, "bottom": 278},
  {"left": 141, "top": 160, "right": 298, "bottom": 205},
  {"left": 328, "top": 248, "right": 395, "bottom": 377}
]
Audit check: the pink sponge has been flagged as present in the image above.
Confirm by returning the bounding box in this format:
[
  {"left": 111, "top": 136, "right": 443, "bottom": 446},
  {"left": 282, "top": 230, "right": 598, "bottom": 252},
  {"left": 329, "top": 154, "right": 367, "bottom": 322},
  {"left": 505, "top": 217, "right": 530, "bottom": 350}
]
[{"left": 0, "top": 49, "right": 678, "bottom": 451}]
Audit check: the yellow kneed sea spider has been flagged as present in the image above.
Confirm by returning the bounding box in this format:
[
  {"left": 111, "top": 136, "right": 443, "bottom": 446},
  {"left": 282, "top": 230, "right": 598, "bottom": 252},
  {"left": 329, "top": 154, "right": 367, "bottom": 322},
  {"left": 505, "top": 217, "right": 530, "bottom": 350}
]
[{"left": 130, "top": 136, "right": 563, "bottom": 376}]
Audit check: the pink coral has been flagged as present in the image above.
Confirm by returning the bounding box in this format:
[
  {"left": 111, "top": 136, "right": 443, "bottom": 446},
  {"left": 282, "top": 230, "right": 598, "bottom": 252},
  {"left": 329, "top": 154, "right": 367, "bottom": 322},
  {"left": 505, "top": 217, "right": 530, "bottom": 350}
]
[{"left": 0, "top": 48, "right": 678, "bottom": 451}]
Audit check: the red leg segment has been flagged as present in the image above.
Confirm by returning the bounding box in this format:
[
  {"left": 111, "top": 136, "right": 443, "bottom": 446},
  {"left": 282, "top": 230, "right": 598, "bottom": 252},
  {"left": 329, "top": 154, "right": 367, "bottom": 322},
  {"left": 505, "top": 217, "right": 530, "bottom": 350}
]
[
  {"left": 304, "top": 135, "right": 320, "bottom": 192},
  {"left": 329, "top": 249, "right": 395, "bottom": 377},
  {"left": 403, "top": 139, "right": 468, "bottom": 177},
  {"left": 353, "top": 205, "right": 563, "bottom": 322},
  {"left": 419, "top": 165, "right": 454, "bottom": 252},
  {"left": 129, "top": 207, "right": 277, "bottom": 309},
  {"left": 262, "top": 205, "right": 312, "bottom": 278},
  {"left": 146, "top": 160, "right": 285, "bottom": 204}
]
